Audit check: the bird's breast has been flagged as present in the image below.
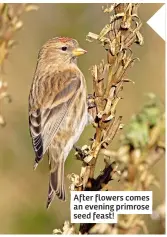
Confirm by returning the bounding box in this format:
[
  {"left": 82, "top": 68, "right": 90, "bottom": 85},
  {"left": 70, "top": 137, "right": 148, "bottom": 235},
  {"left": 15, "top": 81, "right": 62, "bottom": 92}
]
[{"left": 53, "top": 83, "right": 88, "bottom": 159}]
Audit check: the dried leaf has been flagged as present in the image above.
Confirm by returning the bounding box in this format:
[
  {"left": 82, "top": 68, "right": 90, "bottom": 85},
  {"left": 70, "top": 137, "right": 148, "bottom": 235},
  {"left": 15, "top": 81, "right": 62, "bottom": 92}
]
[
  {"left": 14, "top": 20, "right": 23, "bottom": 30},
  {"left": 25, "top": 4, "right": 39, "bottom": 12}
]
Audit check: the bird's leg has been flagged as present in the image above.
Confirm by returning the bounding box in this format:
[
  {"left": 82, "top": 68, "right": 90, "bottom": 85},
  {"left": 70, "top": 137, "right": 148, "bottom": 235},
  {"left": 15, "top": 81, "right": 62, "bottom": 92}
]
[{"left": 73, "top": 145, "right": 84, "bottom": 161}]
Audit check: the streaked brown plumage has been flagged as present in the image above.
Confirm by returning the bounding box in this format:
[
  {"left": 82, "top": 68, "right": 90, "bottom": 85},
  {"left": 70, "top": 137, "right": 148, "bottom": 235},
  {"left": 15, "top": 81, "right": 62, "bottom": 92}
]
[{"left": 28, "top": 37, "right": 88, "bottom": 207}]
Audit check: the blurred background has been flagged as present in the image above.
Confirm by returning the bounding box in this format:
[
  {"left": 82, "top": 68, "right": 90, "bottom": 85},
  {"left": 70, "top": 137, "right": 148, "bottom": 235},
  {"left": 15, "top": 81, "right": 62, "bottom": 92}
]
[{"left": 0, "top": 3, "right": 165, "bottom": 234}]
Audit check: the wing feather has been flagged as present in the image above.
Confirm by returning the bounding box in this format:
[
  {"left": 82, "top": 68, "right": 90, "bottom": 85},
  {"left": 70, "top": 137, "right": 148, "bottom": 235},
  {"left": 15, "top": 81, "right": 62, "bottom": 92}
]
[{"left": 29, "top": 72, "right": 81, "bottom": 164}]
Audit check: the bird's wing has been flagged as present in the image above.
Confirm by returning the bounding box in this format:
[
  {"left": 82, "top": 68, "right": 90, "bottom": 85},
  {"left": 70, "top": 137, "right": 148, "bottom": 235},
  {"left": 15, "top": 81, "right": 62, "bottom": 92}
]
[{"left": 29, "top": 72, "right": 81, "bottom": 164}]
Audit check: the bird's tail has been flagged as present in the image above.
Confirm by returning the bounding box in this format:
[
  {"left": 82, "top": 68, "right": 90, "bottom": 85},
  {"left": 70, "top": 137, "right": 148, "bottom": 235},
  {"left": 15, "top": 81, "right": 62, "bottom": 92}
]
[
  {"left": 47, "top": 159, "right": 66, "bottom": 208},
  {"left": 46, "top": 182, "right": 55, "bottom": 209}
]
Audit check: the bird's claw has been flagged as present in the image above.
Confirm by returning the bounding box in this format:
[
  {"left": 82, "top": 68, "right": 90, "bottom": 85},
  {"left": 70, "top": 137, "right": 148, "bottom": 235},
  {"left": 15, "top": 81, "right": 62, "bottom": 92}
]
[{"left": 74, "top": 145, "right": 91, "bottom": 162}]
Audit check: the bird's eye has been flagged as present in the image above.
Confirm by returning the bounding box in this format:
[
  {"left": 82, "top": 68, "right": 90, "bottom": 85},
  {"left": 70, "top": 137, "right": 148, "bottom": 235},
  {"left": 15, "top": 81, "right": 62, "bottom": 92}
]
[{"left": 61, "top": 46, "right": 67, "bottom": 51}]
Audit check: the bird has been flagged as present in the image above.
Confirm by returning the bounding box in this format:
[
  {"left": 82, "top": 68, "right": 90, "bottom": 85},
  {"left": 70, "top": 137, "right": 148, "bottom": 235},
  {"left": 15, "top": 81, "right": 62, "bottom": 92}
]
[{"left": 28, "top": 37, "right": 88, "bottom": 208}]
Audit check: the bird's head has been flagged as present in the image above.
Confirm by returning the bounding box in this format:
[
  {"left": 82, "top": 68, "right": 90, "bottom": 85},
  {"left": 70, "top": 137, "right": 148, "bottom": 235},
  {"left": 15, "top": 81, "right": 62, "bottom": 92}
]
[{"left": 38, "top": 37, "right": 87, "bottom": 67}]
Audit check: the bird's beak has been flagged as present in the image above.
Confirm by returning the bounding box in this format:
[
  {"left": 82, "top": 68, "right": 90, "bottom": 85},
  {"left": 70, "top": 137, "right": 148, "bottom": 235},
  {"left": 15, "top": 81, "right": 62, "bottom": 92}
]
[{"left": 72, "top": 47, "right": 87, "bottom": 57}]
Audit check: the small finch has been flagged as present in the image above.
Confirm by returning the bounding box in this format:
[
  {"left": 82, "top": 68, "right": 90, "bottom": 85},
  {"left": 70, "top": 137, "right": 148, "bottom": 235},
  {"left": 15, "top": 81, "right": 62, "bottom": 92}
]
[{"left": 28, "top": 37, "right": 88, "bottom": 207}]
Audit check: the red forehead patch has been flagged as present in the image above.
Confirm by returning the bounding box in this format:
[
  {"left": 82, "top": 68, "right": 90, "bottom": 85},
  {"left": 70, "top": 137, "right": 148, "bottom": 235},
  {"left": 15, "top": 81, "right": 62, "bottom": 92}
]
[{"left": 58, "top": 37, "right": 73, "bottom": 43}]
